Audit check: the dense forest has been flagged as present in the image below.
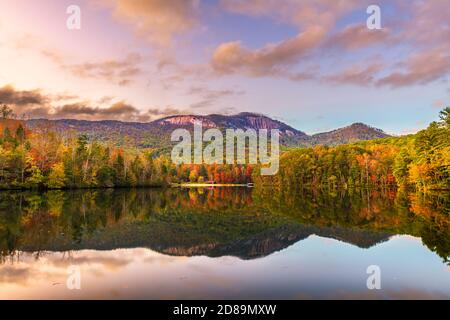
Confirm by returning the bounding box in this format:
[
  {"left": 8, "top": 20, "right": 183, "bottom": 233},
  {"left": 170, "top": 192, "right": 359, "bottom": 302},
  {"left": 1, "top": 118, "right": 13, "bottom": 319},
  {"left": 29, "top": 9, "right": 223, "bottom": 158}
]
[
  {"left": 0, "top": 105, "right": 253, "bottom": 189},
  {"left": 254, "top": 108, "right": 450, "bottom": 192},
  {"left": 0, "top": 104, "right": 449, "bottom": 191}
]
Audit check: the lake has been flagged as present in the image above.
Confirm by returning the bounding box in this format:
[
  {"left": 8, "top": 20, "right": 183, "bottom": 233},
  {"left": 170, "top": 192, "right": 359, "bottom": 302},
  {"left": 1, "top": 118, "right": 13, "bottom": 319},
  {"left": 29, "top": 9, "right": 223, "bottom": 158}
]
[{"left": 0, "top": 187, "right": 449, "bottom": 299}]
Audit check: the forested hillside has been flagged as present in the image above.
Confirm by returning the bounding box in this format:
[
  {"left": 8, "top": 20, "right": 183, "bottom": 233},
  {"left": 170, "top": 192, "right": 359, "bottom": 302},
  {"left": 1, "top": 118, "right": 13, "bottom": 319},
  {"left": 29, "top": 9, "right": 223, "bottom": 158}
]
[
  {"left": 254, "top": 108, "right": 450, "bottom": 192},
  {"left": 26, "top": 112, "right": 390, "bottom": 149},
  {"left": 310, "top": 123, "right": 390, "bottom": 145},
  {"left": 1, "top": 104, "right": 449, "bottom": 191},
  {"left": 0, "top": 105, "right": 254, "bottom": 189}
]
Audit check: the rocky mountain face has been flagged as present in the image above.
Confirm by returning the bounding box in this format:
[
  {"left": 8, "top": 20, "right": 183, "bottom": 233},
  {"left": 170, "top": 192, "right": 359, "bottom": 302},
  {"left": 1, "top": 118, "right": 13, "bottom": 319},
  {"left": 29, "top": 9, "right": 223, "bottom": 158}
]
[
  {"left": 26, "top": 112, "right": 390, "bottom": 148},
  {"left": 153, "top": 112, "right": 306, "bottom": 137}
]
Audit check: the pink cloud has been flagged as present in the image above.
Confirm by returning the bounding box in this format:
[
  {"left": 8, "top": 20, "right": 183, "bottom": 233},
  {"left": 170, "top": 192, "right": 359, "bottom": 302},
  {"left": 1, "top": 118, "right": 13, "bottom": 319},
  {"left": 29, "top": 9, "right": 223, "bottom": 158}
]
[
  {"left": 325, "top": 63, "right": 383, "bottom": 85},
  {"left": 378, "top": 49, "right": 450, "bottom": 87},
  {"left": 211, "top": 26, "right": 325, "bottom": 77},
  {"left": 325, "top": 25, "right": 390, "bottom": 51},
  {"left": 214, "top": 0, "right": 450, "bottom": 88},
  {"left": 95, "top": 0, "right": 201, "bottom": 46}
]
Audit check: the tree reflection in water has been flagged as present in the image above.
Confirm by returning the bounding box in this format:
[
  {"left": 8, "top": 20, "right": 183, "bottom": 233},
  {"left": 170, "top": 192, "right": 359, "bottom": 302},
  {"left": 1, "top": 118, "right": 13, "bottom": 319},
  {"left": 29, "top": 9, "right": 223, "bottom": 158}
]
[{"left": 0, "top": 187, "right": 448, "bottom": 264}]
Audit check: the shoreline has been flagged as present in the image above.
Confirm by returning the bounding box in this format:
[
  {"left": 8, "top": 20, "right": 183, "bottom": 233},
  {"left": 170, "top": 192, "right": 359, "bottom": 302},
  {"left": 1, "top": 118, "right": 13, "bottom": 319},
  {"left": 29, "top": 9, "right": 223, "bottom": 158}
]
[
  {"left": 171, "top": 183, "right": 253, "bottom": 188},
  {"left": 0, "top": 183, "right": 253, "bottom": 192},
  {"left": 0, "top": 184, "right": 166, "bottom": 192},
  {"left": 1, "top": 183, "right": 448, "bottom": 193}
]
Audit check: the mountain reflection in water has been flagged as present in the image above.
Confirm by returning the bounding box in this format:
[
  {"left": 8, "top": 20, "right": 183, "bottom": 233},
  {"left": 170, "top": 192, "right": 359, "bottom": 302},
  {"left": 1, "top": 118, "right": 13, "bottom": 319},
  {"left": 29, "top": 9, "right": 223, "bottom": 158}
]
[{"left": 0, "top": 187, "right": 449, "bottom": 299}]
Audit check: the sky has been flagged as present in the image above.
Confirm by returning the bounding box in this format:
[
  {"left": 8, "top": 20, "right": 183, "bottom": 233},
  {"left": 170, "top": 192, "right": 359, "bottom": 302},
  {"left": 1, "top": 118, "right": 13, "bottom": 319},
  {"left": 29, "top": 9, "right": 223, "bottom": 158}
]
[{"left": 0, "top": 0, "right": 449, "bottom": 134}]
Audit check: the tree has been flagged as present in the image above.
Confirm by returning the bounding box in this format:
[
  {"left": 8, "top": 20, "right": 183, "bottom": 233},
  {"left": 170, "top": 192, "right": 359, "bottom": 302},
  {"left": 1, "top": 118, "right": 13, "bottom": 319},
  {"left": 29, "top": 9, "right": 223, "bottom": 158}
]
[
  {"left": 189, "top": 170, "right": 198, "bottom": 183},
  {"left": 0, "top": 146, "right": 10, "bottom": 184},
  {"left": 439, "top": 107, "right": 450, "bottom": 127},
  {"left": 198, "top": 164, "right": 208, "bottom": 179},
  {"left": 29, "top": 130, "right": 62, "bottom": 174},
  {"left": 10, "top": 145, "right": 27, "bottom": 185},
  {"left": 15, "top": 124, "right": 25, "bottom": 143},
  {"left": 393, "top": 147, "right": 412, "bottom": 187},
  {"left": 96, "top": 165, "right": 115, "bottom": 188},
  {"left": 46, "top": 163, "right": 66, "bottom": 189},
  {"left": 25, "top": 156, "right": 44, "bottom": 188},
  {"left": 3, "top": 127, "right": 12, "bottom": 140},
  {"left": 0, "top": 104, "right": 14, "bottom": 119},
  {"left": 113, "top": 152, "right": 127, "bottom": 186}
]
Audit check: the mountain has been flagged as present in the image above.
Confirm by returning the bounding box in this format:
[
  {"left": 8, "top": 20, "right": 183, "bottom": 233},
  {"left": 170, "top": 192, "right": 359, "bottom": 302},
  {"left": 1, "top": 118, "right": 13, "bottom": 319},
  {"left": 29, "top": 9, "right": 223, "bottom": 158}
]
[
  {"left": 26, "top": 113, "right": 390, "bottom": 149},
  {"left": 310, "top": 122, "right": 390, "bottom": 145},
  {"left": 27, "top": 118, "right": 174, "bottom": 150},
  {"left": 153, "top": 112, "right": 306, "bottom": 137},
  {"left": 18, "top": 221, "right": 391, "bottom": 260}
]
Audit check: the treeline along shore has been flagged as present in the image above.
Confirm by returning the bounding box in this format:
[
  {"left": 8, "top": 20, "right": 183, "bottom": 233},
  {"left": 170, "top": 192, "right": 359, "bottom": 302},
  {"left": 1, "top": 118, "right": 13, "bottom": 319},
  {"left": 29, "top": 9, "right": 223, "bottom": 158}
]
[
  {"left": 0, "top": 104, "right": 449, "bottom": 192},
  {"left": 254, "top": 108, "right": 450, "bottom": 192}
]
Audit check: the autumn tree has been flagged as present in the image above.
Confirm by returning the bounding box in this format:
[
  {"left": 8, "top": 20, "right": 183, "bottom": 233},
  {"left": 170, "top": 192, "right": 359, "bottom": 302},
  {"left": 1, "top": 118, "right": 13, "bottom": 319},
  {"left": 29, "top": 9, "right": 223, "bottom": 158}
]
[{"left": 0, "top": 104, "right": 14, "bottom": 119}]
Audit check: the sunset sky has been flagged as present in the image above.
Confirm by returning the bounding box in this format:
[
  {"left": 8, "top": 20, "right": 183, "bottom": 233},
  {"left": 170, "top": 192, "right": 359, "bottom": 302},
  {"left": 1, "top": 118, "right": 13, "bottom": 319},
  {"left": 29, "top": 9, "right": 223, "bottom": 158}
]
[{"left": 0, "top": 0, "right": 449, "bottom": 134}]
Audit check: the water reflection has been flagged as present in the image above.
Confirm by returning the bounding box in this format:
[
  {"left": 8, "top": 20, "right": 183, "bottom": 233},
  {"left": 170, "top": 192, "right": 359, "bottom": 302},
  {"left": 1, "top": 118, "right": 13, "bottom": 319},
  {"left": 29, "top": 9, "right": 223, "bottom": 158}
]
[{"left": 0, "top": 187, "right": 449, "bottom": 299}]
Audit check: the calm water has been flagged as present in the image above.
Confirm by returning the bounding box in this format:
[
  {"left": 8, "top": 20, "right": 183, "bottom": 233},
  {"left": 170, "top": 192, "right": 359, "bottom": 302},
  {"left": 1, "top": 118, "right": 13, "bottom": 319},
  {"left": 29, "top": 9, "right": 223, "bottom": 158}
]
[{"left": 0, "top": 187, "right": 449, "bottom": 299}]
